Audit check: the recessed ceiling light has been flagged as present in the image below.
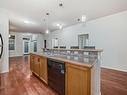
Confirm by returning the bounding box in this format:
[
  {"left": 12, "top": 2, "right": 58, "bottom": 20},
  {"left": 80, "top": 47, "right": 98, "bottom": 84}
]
[
  {"left": 46, "top": 30, "right": 50, "bottom": 34},
  {"left": 24, "top": 20, "right": 30, "bottom": 24},
  {"left": 59, "top": 25, "right": 63, "bottom": 29},
  {"left": 56, "top": 23, "right": 60, "bottom": 27}
]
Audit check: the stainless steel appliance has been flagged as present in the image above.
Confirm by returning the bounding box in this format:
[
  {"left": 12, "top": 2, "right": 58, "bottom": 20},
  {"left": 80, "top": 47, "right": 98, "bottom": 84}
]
[
  {"left": 0, "top": 33, "right": 3, "bottom": 59},
  {"left": 48, "top": 58, "right": 65, "bottom": 95}
]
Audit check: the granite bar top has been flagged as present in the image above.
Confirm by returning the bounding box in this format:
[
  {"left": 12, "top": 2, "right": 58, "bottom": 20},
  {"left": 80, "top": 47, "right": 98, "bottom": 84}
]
[
  {"left": 31, "top": 52, "right": 98, "bottom": 68},
  {"left": 43, "top": 48, "right": 103, "bottom": 52}
]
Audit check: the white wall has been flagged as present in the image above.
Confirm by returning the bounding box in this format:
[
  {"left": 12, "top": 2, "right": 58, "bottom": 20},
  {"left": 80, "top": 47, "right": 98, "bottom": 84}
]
[
  {"left": 9, "top": 32, "right": 23, "bottom": 57},
  {"left": 9, "top": 32, "right": 44, "bottom": 57},
  {"left": 0, "top": 9, "right": 9, "bottom": 73},
  {"left": 37, "top": 34, "right": 44, "bottom": 53},
  {"left": 44, "top": 11, "right": 127, "bottom": 72}
]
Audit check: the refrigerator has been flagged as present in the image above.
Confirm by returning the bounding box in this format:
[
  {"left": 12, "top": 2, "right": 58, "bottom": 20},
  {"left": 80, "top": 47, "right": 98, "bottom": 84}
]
[{"left": 0, "top": 33, "right": 3, "bottom": 59}]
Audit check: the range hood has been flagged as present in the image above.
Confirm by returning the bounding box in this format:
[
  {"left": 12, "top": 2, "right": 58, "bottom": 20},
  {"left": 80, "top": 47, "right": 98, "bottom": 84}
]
[{"left": 0, "top": 33, "right": 3, "bottom": 59}]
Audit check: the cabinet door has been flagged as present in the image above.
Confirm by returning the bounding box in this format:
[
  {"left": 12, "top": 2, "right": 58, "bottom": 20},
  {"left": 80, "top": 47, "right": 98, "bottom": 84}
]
[
  {"left": 40, "top": 57, "right": 48, "bottom": 84},
  {"left": 33, "top": 56, "right": 40, "bottom": 76},
  {"left": 66, "top": 64, "right": 91, "bottom": 95},
  {"left": 30, "top": 54, "right": 34, "bottom": 72}
]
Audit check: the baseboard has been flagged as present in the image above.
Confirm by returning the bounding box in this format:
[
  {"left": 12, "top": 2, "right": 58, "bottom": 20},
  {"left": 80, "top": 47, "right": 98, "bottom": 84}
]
[
  {"left": 0, "top": 69, "right": 9, "bottom": 74},
  {"left": 91, "top": 92, "right": 101, "bottom": 95},
  {"left": 9, "top": 55, "right": 23, "bottom": 58},
  {"left": 101, "top": 67, "right": 127, "bottom": 73},
  {"left": 99, "top": 92, "right": 101, "bottom": 95}
]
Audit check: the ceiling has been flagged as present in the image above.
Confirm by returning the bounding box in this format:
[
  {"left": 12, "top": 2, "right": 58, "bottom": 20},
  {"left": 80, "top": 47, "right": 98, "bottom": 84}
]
[{"left": 0, "top": 0, "right": 127, "bottom": 33}]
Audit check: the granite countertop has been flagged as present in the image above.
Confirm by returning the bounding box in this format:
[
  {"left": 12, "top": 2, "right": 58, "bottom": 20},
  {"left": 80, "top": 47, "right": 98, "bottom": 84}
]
[
  {"left": 31, "top": 52, "right": 98, "bottom": 68},
  {"left": 43, "top": 48, "right": 103, "bottom": 52}
]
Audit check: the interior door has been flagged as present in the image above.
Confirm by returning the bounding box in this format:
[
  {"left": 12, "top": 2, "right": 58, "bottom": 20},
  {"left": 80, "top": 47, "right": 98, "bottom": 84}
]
[
  {"left": 23, "top": 40, "right": 30, "bottom": 54},
  {"left": 0, "top": 33, "right": 3, "bottom": 59},
  {"left": 78, "top": 34, "right": 89, "bottom": 49}
]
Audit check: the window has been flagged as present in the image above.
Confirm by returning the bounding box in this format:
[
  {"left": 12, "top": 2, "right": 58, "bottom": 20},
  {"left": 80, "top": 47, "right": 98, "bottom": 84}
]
[
  {"left": 9, "top": 35, "right": 15, "bottom": 50},
  {"left": 33, "top": 41, "right": 37, "bottom": 52}
]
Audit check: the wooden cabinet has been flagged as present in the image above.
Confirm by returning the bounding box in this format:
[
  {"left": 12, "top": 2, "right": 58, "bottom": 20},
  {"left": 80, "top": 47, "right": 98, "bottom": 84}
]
[
  {"left": 30, "top": 54, "right": 48, "bottom": 84},
  {"left": 30, "top": 54, "right": 35, "bottom": 72},
  {"left": 34, "top": 56, "right": 40, "bottom": 76},
  {"left": 66, "top": 63, "right": 91, "bottom": 95},
  {"left": 30, "top": 54, "right": 40, "bottom": 76},
  {"left": 40, "top": 57, "right": 48, "bottom": 84},
  {"left": 30, "top": 54, "right": 93, "bottom": 95}
]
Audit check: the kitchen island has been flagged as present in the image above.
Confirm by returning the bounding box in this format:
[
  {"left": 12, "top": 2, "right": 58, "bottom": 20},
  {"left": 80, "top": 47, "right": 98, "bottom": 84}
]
[{"left": 30, "top": 49, "right": 102, "bottom": 95}]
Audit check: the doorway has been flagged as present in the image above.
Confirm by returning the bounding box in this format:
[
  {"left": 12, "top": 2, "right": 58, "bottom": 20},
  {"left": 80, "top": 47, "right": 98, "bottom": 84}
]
[
  {"left": 44, "top": 40, "right": 47, "bottom": 48},
  {"left": 23, "top": 39, "right": 30, "bottom": 55},
  {"left": 78, "top": 34, "right": 89, "bottom": 49}
]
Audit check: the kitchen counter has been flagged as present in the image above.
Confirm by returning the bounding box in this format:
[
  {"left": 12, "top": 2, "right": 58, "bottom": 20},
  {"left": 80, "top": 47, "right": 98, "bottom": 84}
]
[
  {"left": 30, "top": 51, "right": 102, "bottom": 95},
  {"left": 31, "top": 52, "right": 98, "bottom": 68},
  {"left": 43, "top": 48, "right": 103, "bottom": 52}
]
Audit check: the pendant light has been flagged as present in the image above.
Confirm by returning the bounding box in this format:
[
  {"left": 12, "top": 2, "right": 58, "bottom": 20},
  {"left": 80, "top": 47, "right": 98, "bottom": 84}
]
[
  {"left": 45, "top": 13, "right": 50, "bottom": 34},
  {"left": 77, "top": 15, "right": 87, "bottom": 23}
]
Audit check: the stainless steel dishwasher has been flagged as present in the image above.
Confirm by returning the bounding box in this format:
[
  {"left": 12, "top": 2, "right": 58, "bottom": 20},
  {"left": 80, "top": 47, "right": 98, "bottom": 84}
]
[{"left": 48, "top": 58, "right": 65, "bottom": 95}]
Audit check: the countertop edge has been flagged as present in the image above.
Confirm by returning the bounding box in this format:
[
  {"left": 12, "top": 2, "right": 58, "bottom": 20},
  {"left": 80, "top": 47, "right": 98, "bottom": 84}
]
[{"left": 30, "top": 53, "right": 97, "bottom": 68}]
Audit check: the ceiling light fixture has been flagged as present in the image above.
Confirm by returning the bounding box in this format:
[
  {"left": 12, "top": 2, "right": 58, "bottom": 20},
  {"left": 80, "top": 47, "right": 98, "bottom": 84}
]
[
  {"left": 77, "top": 18, "right": 80, "bottom": 22},
  {"left": 24, "top": 20, "right": 30, "bottom": 24},
  {"left": 59, "top": 3, "right": 63, "bottom": 7},
  {"left": 45, "top": 12, "right": 50, "bottom": 34},
  {"left": 56, "top": 23, "right": 63, "bottom": 29},
  {"left": 46, "top": 30, "right": 49, "bottom": 34},
  {"left": 59, "top": 25, "right": 63, "bottom": 29},
  {"left": 81, "top": 15, "right": 87, "bottom": 22},
  {"left": 59, "top": 0, "right": 63, "bottom": 7},
  {"left": 77, "top": 15, "right": 87, "bottom": 23},
  {"left": 56, "top": 23, "right": 60, "bottom": 27}
]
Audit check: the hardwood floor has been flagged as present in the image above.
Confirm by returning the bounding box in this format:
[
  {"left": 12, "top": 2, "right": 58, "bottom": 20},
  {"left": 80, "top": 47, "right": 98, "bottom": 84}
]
[
  {"left": 0, "top": 56, "right": 127, "bottom": 95},
  {"left": 101, "top": 68, "right": 127, "bottom": 95},
  {"left": 0, "top": 56, "right": 58, "bottom": 95}
]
